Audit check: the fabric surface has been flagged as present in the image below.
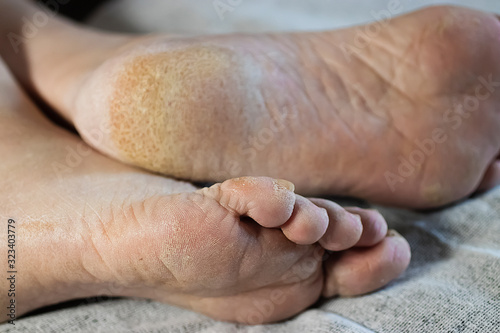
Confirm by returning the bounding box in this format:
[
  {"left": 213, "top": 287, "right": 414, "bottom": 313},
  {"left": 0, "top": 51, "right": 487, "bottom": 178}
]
[{"left": 4, "top": 1, "right": 500, "bottom": 332}]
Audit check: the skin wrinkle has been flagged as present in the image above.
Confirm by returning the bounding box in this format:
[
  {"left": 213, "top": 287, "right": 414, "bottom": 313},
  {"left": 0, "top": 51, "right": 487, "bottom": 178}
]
[
  {"left": 156, "top": 213, "right": 186, "bottom": 289},
  {"left": 302, "top": 36, "right": 361, "bottom": 143},
  {"left": 368, "top": 26, "right": 404, "bottom": 59},
  {"left": 281, "top": 37, "right": 347, "bottom": 176},
  {"left": 156, "top": 200, "right": 187, "bottom": 287},
  {"left": 293, "top": 35, "right": 330, "bottom": 129},
  {"left": 312, "top": 32, "right": 357, "bottom": 106},
  {"left": 122, "top": 200, "right": 171, "bottom": 285},
  {"left": 90, "top": 203, "right": 144, "bottom": 284},
  {"left": 158, "top": 255, "right": 181, "bottom": 289},
  {"left": 350, "top": 48, "right": 417, "bottom": 111},
  {"left": 227, "top": 189, "right": 247, "bottom": 216},
  {"left": 317, "top": 38, "right": 394, "bottom": 131},
  {"left": 85, "top": 203, "right": 112, "bottom": 245},
  {"left": 340, "top": 79, "right": 377, "bottom": 128},
  {"left": 75, "top": 233, "right": 103, "bottom": 285},
  {"left": 317, "top": 72, "right": 357, "bottom": 138},
  {"left": 260, "top": 84, "right": 303, "bottom": 170},
  {"left": 367, "top": 39, "right": 407, "bottom": 104},
  {"left": 236, "top": 233, "right": 262, "bottom": 288},
  {"left": 416, "top": 31, "right": 438, "bottom": 92},
  {"left": 127, "top": 200, "right": 145, "bottom": 231},
  {"left": 201, "top": 184, "right": 240, "bottom": 218},
  {"left": 352, "top": 82, "right": 390, "bottom": 126},
  {"left": 369, "top": 31, "right": 423, "bottom": 84},
  {"left": 79, "top": 215, "right": 120, "bottom": 284}
]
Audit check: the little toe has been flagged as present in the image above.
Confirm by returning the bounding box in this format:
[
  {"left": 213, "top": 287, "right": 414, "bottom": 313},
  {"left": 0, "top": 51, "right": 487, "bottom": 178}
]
[
  {"left": 344, "top": 207, "right": 388, "bottom": 247},
  {"left": 309, "top": 199, "right": 363, "bottom": 251},
  {"left": 322, "top": 230, "right": 411, "bottom": 298},
  {"left": 199, "top": 177, "right": 297, "bottom": 228},
  {"left": 477, "top": 160, "right": 500, "bottom": 192}
]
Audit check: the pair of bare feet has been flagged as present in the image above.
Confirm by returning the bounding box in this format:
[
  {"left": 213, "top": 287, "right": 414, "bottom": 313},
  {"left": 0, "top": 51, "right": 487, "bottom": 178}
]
[
  {"left": 0, "top": 61, "right": 409, "bottom": 324},
  {"left": 1, "top": 0, "right": 499, "bottom": 324}
]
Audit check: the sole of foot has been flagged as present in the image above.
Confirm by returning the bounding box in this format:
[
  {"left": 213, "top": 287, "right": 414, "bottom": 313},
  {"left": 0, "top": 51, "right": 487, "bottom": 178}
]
[
  {"left": 5, "top": 3, "right": 499, "bottom": 209},
  {"left": 0, "top": 61, "right": 410, "bottom": 324}
]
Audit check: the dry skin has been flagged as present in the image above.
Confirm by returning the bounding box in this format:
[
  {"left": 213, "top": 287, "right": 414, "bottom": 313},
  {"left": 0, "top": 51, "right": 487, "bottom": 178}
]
[{"left": 109, "top": 45, "right": 249, "bottom": 178}]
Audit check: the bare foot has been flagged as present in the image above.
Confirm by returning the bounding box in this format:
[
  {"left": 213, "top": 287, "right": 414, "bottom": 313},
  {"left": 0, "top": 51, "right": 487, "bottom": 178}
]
[
  {"left": 0, "top": 61, "right": 409, "bottom": 324},
  {"left": 4, "top": 3, "right": 499, "bottom": 208}
]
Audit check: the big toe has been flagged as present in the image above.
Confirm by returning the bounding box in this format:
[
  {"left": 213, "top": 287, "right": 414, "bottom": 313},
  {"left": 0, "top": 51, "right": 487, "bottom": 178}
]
[
  {"left": 200, "top": 177, "right": 331, "bottom": 245},
  {"left": 322, "top": 230, "right": 411, "bottom": 297},
  {"left": 199, "top": 176, "right": 298, "bottom": 228}
]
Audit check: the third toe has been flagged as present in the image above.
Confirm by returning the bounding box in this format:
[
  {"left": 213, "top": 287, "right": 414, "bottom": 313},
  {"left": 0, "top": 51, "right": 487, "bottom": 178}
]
[{"left": 309, "top": 199, "right": 363, "bottom": 251}]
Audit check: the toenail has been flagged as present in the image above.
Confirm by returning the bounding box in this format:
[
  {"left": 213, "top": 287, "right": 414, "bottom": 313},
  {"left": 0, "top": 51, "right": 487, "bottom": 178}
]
[
  {"left": 387, "top": 229, "right": 402, "bottom": 238},
  {"left": 275, "top": 179, "right": 295, "bottom": 192}
]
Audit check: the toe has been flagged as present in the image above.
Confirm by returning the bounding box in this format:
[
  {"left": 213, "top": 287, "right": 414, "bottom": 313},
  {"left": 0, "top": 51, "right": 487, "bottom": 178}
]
[
  {"left": 322, "top": 230, "right": 411, "bottom": 298},
  {"left": 477, "top": 160, "right": 500, "bottom": 192},
  {"left": 344, "top": 207, "right": 388, "bottom": 247},
  {"left": 280, "top": 195, "right": 329, "bottom": 245},
  {"left": 199, "top": 177, "right": 297, "bottom": 228},
  {"left": 309, "top": 199, "right": 363, "bottom": 251}
]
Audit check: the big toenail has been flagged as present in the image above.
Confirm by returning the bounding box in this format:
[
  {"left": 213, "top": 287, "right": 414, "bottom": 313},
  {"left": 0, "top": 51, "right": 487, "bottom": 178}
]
[{"left": 275, "top": 179, "right": 295, "bottom": 192}]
